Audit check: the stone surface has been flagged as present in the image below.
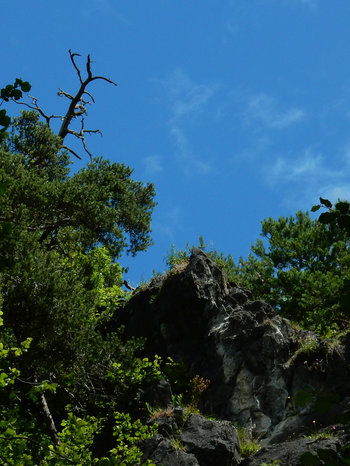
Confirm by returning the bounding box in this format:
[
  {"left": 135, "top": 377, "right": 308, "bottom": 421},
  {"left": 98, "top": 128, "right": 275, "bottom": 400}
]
[
  {"left": 181, "top": 414, "right": 240, "bottom": 466},
  {"left": 113, "top": 248, "right": 350, "bottom": 464},
  {"left": 241, "top": 424, "right": 350, "bottom": 465},
  {"left": 140, "top": 412, "right": 240, "bottom": 466},
  {"left": 140, "top": 435, "right": 200, "bottom": 466}
]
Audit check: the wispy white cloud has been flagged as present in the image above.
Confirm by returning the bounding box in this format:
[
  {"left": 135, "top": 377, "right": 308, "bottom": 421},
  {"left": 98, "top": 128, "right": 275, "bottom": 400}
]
[
  {"left": 170, "top": 126, "right": 211, "bottom": 175},
  {"left": 340, "top": 143, "right": 350, "bottom": 166},
  {"left": 158, "top": 68, "right": 217, "bottom": 176},
  {"left": 318, "top": 185, "right": 350, "bottom": 204},
  {"left": 143, "top": 155, "right": 163, "bottom": 176},
  {"left": 152, "top": 206, "right": 184, "bottom": 242},
  {"left": 261, "top": 0, "right": 319, "bottom": 8},
  {"left": 164, "top": 68, "right": 218, "bottom": 122},
  {"left": 226, "top": 0, "right": 317, "bottom": 37},
  {"left": 170, "top": 126, "right": 188, "bottom": 152},
  {"left": 268, "top": 149, "right": 323, "bottom": 182},
  {"left": 265, "top": 145, "right": 350, "bottom": 208},
  {"left": 245, "top": 93, "right": 305, "bottom": 130}
]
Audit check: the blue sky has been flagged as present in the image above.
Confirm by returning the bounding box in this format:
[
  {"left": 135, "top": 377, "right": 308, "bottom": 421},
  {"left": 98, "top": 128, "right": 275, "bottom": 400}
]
[{"left": 3, "top": 1, "right": 350, "bottom": 284}]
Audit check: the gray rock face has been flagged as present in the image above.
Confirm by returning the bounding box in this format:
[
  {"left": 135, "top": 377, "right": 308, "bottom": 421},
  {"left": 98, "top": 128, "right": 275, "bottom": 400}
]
[
  {"left": 117, "top": 249, "right": 295, "bottom": 435},
  {"left": 241, "top": 424, "right": 350, "bottom": 466},
  {"left": 141, "top": 434, "right": 200, "bottom": 466},
  {"left": 140, "top": 409, "right": 240, "bottom": 466},
  {"left": 181, "top": 414, "right": 240, "bottom": 466},
  {"left": 115, "top": 248, "right": 350, "bottom": 464}
]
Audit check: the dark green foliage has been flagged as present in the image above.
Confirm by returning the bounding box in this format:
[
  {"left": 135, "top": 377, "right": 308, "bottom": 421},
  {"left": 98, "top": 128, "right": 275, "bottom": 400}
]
[
  {"left": 0, "top": 79, "right": 31, "bottom": 142},
  {"left": 0, "top": 108, "right": 159, "bottom": 463},
  {"left": 223, "top": 211, "right": 350, "bottom": 335},
  {"left": 163, "top": 357, "right": 194, "bottom": 395},
  {"left": 313, "top": 198, "right": 350, "bottom": 234},
  {"left": 313, "top": 198, "right": 350, "bottom": 326},
  {"left": 1, "top": 111, "right": 156, "bottom": 258},
  {"left": 293, "top": 390, "right": 313, "bottom": 408},
  {"left": 293, "top": 388, "right": 340, "bottom": 414},
  {"left": 0, "top": 109, "right": 157, "bottom": 388}
]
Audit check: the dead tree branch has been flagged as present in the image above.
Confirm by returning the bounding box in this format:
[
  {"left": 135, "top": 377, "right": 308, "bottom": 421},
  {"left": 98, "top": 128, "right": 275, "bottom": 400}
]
[
  {"left": 57, "top": 50, "right": 117, "bottom": 146},
  {"left": 11, "top": 50, "right": 117, "bottom": 159},
  {"left": 14, "top": 95, "right": 63, "bottom": 126}
]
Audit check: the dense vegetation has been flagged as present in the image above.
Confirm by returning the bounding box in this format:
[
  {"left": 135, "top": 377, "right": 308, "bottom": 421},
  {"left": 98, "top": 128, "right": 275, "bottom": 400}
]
[{"left": 0, "top": 84, "right": 160, "bottom": 463}]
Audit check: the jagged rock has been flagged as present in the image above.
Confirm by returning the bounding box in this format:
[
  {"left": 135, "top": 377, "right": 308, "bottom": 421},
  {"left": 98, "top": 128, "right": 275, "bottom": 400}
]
[
  {"left": 181, "top": 414, "right": 240, "bottom": 466},
  {"left": 140, "top": 413, "right": 240, "bottom": 466},
  {"left": 140, "top": 434, "right": 200, "bottom": 465},
  {"left": 114, "top": 248, "right": 350, "bottom": 463},
  {"left": 115, "top": 249, "right": 297, "bottom": 437},
  {"left": 147, "top": 407, "right": 181, "bottom": 438},
  {"left": 241, "top": 423, "right": 350, "bottom": 465},
  {"left": 142, "top": 379, "right": 173, "bottom": 409},
  {"left": 126, "top": 378, "right": 172, "bottom": 422}
]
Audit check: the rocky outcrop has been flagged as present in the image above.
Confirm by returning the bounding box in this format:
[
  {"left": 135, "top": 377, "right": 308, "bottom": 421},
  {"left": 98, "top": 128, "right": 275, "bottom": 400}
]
[
  {"left": 181, "top": 414, "right": 240, "bottom": 465},
  {"left": 140, "top": 434, "right": 200, "bottom": 466},
  {"left": 115, "top": 248, "right": 350, "bottom": 464},
  {"left": 140, "top": 411, "right": 240, "bottom": 466},
  {"left": 241, "top": 423, "right": 350, "bottom": 465}
]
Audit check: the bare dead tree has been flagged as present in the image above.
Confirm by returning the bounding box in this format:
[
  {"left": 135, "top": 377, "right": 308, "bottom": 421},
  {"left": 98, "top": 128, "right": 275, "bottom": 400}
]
[{"left": 12, "top": 50, "right": 117, "bottom": 160}]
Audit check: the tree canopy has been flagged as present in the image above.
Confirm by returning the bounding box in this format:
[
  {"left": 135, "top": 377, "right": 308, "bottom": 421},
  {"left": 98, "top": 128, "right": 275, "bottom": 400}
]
[
  {"left": 229, "top": 211, "right": 350, "bottom": 334},
  {"left": 0, "top": 64, "right": 159, "bottom": 462},
  {"left": 1, "top": 110, "right": 156, "bottom": 259}
]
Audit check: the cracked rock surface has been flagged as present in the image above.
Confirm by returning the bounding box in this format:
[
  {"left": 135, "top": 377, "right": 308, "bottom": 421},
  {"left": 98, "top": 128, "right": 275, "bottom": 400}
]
[{"left": 114, "top": 249, "right": 350, "bottom": 464}]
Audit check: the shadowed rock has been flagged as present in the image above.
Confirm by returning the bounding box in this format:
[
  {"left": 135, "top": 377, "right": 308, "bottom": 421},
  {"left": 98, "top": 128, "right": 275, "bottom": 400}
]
[{"left": 114, "top": 248, "right": 350, "bottom": 464}]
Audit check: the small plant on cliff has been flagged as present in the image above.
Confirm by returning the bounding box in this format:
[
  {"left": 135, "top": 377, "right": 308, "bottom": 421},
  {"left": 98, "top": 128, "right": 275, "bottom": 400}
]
[
  {"left": 172, "top": 393, "right": 184, "bottom": 407},
  {"left": 304, "top": 430, "right": 334, "bottom": 441},
  {"left": 234, "top": 424, "right": 260, "bottom": 457},
  {"left": 172, "top": 374, "right": 211, "bottom": 418},
  {"left": 146, "top": 403, "right": 174, "bottom": 421},
  {"left": 189, "top": 375, "right": 210, "bottom": 408},
  {"left": 169, "top": 437, "right": 187, "bottom": 451},
  {"left": 288, "top": 332, "right": 346, "bottom": 374},
  {"left": 165, "top": 243, "right": 191, "bottom": 270},
  {"left": 289, "top": 335, "right": 320, "bottom": 364}
]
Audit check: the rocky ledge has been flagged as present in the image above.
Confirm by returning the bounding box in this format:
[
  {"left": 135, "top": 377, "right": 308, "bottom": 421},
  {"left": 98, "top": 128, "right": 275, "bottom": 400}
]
[{"left": 114, "top": 249, "right": 350, "bottom": 465}]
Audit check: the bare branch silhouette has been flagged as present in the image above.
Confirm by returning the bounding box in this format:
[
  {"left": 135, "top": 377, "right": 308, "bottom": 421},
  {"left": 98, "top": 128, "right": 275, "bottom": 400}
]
[
  {"left": 57, "top": 50, "right": 117, "bottom": 148},
  {"left": 11, "top": 50, "right": 117, "bottom": 159}
]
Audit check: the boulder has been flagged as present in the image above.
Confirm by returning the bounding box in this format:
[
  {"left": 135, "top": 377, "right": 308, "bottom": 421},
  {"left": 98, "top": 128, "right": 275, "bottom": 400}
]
[
  {"left": 241, "top": 423, "right": 350, "bottom": 465},
  {"left": 140, "top": 434, "right": 200, "bottom": 466},
  {"left": 181, "top": 414, "right": 240, "bottom": 466},
  {"left": 140, "top": 412, "right": 240, "bottom": 466}
]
